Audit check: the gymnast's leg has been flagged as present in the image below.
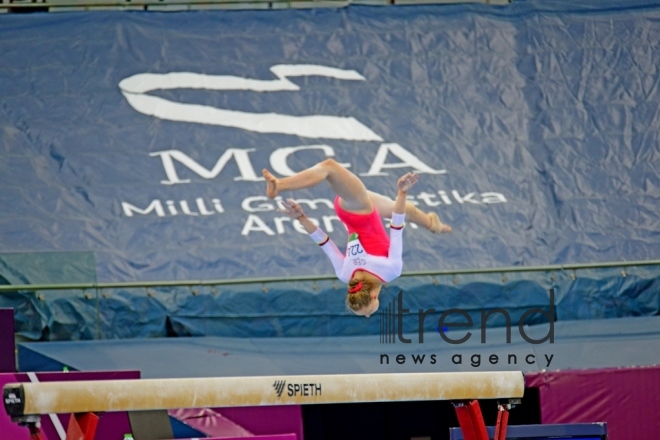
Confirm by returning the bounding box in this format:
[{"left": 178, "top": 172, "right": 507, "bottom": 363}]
[
  {"left": 263, "top": 159, "right": 373, "bottom": 214},
  {"left": 368, "top": 190, "right": 452, "bottom": 234}
]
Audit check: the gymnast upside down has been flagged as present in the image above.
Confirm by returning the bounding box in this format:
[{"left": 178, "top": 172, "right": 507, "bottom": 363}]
[{"left": 263, "top": 159, "right": 451, "bottom": 318}]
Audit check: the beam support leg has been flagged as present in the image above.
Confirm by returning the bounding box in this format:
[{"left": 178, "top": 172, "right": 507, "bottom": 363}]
[
  {"left": 494, "top": 403, "right": 511, "bottom": 440},
  {"left": 66, "top": 412, "right": 99, "bottom": 440},
  {"left": 453, "top": 400, "right": 489, "bottom": 440},
  {"left": 28, "top": 422, "right": 45, "bottom": 440}
]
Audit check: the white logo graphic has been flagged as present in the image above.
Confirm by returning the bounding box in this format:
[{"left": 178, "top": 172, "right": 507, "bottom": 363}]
[{"left": 118, "top": 64, "right": 383, "bottom": 141}]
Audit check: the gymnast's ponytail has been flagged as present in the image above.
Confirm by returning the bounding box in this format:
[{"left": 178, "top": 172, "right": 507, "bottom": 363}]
[{"left": 345, "top": 277, "right": 375, "bottom": 312}]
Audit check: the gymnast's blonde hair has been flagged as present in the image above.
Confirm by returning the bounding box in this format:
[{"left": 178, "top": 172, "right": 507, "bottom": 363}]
[{"left": 345, "top": 277, "right": 376, "bottom": 312}]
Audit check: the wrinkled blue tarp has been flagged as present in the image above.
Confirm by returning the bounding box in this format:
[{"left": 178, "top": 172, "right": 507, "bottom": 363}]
[
  {"left": 1, "top": 0, "right": 659, "bottom": 339},
  {"left": 2, "top": 266, "right": 657, "bottom": 340}
]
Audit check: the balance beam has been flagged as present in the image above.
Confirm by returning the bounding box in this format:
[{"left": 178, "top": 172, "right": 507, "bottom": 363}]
[{"left": 3, "top": 371, "right": 524, "bottom": 417}]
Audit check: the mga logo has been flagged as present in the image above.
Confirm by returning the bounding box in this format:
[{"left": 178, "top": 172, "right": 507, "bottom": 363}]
[{"left": 273, "top": 380, "right": 286, "bottom": 398}]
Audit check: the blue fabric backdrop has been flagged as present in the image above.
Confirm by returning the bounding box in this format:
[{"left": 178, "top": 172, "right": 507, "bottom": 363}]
[{"left": 1, "top": 0, "right": 658, "bottom": 338}]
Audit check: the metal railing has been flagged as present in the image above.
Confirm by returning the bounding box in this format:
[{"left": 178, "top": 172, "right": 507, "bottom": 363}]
[{"left": 1, "top": 259, "right": 658, "bottom": 293}]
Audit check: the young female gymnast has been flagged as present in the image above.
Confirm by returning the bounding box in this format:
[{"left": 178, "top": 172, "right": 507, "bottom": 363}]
[{"left": 263, "top": 159, "right": 451, "bottom": 318}]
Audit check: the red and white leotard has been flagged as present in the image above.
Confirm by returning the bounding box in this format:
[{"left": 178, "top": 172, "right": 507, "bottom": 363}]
[{"left": 308, "top": 196, "right": 406, "bottom": 283}]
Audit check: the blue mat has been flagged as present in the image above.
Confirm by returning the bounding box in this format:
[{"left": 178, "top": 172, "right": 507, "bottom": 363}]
[{"left": 18, "top": 316, "right": 660, "bottom": 378}]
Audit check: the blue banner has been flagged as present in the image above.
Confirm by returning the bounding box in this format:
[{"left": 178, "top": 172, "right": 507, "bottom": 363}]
[{"left": 1, "top": 1, "right": 659, "bottom": 284}]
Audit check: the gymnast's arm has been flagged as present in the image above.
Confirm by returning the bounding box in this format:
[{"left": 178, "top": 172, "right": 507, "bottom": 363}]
[
  {"left": 279, "top": 199, "right": 345, "bottom": 278},
  {"left": 308, "top": 227, "right": 345, "bottom": 278},
  {"left": 388, "top": 213, "right": 405, "bottom": 276},
  {"left": 387, "top": 172, "right": 419, "bottom": 274}
]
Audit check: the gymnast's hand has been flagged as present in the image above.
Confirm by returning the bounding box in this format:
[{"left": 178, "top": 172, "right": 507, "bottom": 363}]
[
  {"left": 397, "top": 172, "right": 419, "bottom": 193},
  {"left": 279, "top": 199, "right": 306, "bottom": 219}
]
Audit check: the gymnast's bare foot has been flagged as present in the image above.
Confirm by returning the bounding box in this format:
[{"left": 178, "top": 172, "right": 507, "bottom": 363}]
[
  {"left": 263, "top": 169, "right": 279, "bottom": 199},
  {"left": 428, "top": 212, "right": 452, "bottom": 234}
]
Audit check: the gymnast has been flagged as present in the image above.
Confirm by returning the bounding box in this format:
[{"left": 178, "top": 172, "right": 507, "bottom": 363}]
[{"left": 263, "top": 159, "right": 451, "bottom": 317}]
